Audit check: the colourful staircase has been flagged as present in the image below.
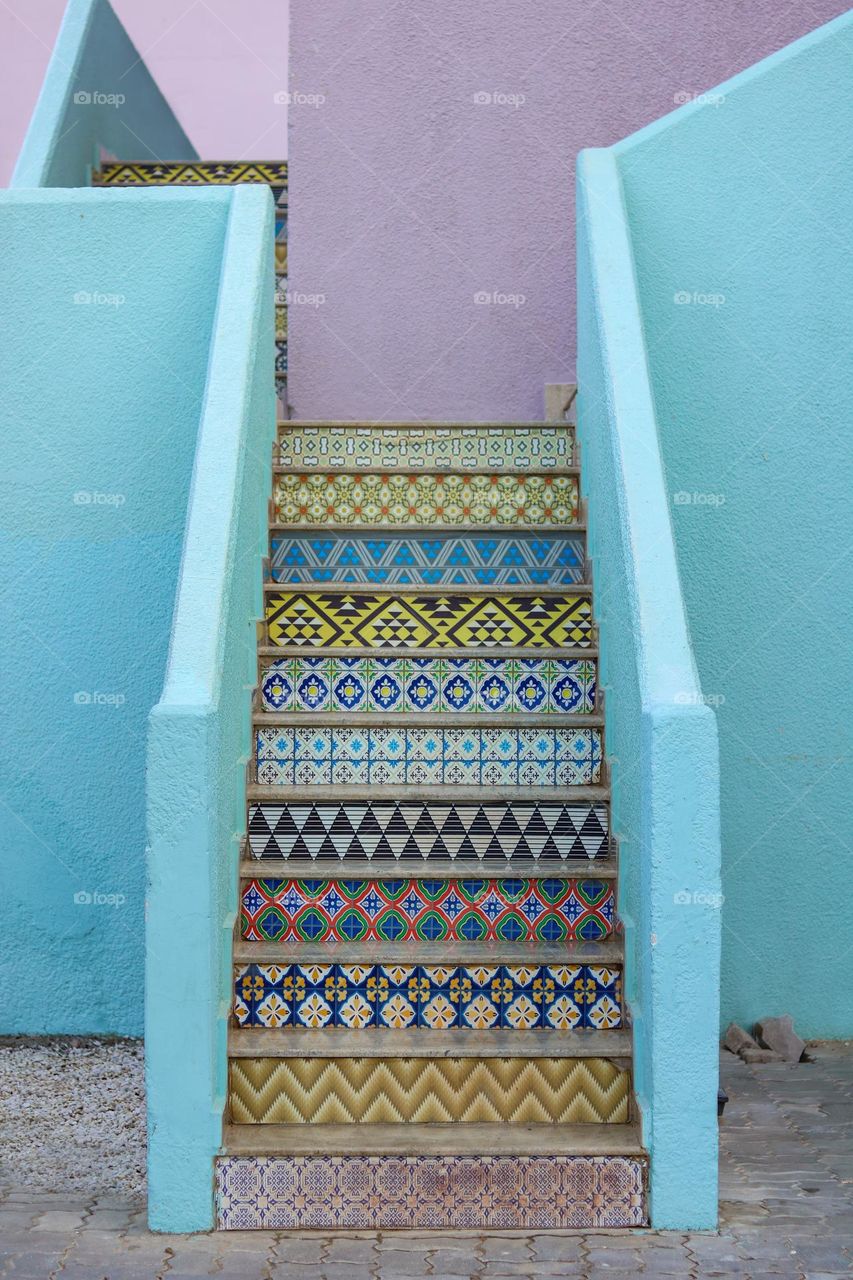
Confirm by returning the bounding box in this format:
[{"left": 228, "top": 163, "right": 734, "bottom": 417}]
[{"left": 97, "top": 162, "right": 647, "bottom": 1231}]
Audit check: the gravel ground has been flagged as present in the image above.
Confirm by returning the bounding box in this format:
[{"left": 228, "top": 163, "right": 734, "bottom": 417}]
[{"left": 0, "top": 1037, "right": 145, "bottom": 1197}]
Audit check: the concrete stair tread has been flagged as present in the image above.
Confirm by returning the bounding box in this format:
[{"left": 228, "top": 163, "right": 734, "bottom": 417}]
[
  {"left": 246, "top": 783, "right": 610, "bottom": 803},
  {"left": 272, "top": 466, "right": 581, "bottom": 478},
  {"left": 233, "top": 938, "right": 622, "bottom": 964},
  {"left": 239, "top": 856, "right": 616, "bottom": 879},
  {"left": 222, "top": 1121, "right": 643, "bottom": 1157},
  {"left": 256, "top": 644, "right": 600, "bottom": 660},
  {"left": 278, "top": 420, "right": 575, "bottom": 432},
  {"left": 228, "top": 1026, "right": 631, "bottom": 1058},
  {"left": 264, "top": 582, "right": 592, "bottom": 596},
  {"left": 269, "top": 521, "right": 586, "bottom": 534},
  {"left": 253, "top": 710, "right": 603, "bottom": 728}
]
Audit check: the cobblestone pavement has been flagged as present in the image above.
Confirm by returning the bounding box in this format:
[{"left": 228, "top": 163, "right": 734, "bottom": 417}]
[{"left": 1, "top": 1044, "right": 852, "bottom": 1279}]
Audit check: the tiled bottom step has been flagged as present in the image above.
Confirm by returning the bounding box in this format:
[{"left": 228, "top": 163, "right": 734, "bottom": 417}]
[
  {"left": 234, "top": 955, "right": 623, "bottom": 1029},
  {"left": 246, "top": 798, "right": 610, "bottom": 860},
  {"left": 265, "top": 586, "right": 592, "bottom": 649},
  {"left": 255, "top": 725, "right": 602, "bottom": 786},
  {"left": 259, "top": 653, "right": 597, "bottom": 714},
  {"left": 216, "top": 1135, "right": 646, "bottom": 1229},
  {"left": 240, "top": 874, "right": 615, "bottom": 943},
  {"left": 276, "top": 422, "right": 575, "bottom": 470},
  {"left": 228, "top": 1056, "right": 631, "bottom": 1124},
  {"left": 269, "top": 531, "right": 585, "bottom": 586},
  {"left": 274, "top": 470, "right": 579, "bottom": 526}
]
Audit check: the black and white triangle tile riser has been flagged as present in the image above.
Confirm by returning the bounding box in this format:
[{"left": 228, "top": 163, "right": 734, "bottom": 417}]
[{"left": 246, "top": 801, "right": 610, "bottom": 861}]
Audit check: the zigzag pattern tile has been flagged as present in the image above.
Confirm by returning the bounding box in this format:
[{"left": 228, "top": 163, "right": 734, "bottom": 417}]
[
  {"left": 269, "top": 533, "right": 585, "bottom": 586},
  {"left": 246, "top": 802, "right": 610, "bottom": 861},
  {"left": 278, "top": 425, "right": 573, "bottom": 470},
  {"left": 97, "top": 161, "right": 288, "bottom": 187},
  {"left": 234, "top": 963, "right": 623, "bottom": 1030},
  {"left": 240, "top": 877, "right": 615, "bottom": 943},
  {"left": 266, "top": 590, "right": 593, "bottom": 649},
  {"left": 255, "top": 727, "right": 602, "bottom": 787},
  {"left": 229, "top": 1057, "right": 630, "bottom": 1124},
  {"left": 260, "top": 656, "right": 596, "bottom": 715},
  {"left": 274, "top": 472, "right": 579, "bottom": 525},
  {"left": 215, "top": 1154, "right": 647, "bottom": 1229}
]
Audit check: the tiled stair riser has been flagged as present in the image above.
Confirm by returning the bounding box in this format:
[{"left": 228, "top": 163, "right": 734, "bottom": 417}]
[
  {"left": 277, "top": 425, "right": 573, "bottom": 470},
  {"left": 234, "top": 962, "right": 623, "bottom": 1030},
  {"left": 269, "top": 532, "right": 585, "bottom": 586},
  {"left": 215, "top": 1154, "right": 647, "bottom": 1229},
  {"left": 266, "top": 591, "right": 593, "bottom": 649},
  {"left": 255, "top": 727, "right": 602, "bottom": 787},
  {"left": 229, "top": 1057, "right": 630, "bottom": 1124},
  {"left": 260, "top": 655, "right": 596, "bottom": 715},
  {"left": 274, "top": 472, "right": 579, "bottom": 525},
  {"left": 240, "top": 877, "right": 615, "bottom": 943},
  {"left": 247, "top": 802, "right": 611, "bottom": 861}
]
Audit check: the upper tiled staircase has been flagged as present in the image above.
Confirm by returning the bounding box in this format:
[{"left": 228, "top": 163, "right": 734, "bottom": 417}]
[{"left": 98, "top": 161, "right": 647, "bottom": 1231}]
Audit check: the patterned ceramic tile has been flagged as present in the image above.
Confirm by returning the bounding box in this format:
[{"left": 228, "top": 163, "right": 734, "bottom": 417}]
[
  {"left": 275, "top": 341, "right": 288, "bottom": 374},
  {"left": 233, "top": 962, "right": 623, "bottom": 1029},
  {"left": 229, "top": 1056, "right": 630, "bottom": 1124},
  {"left": 215, "top": 1153, "right": 647, "bottom": 1229},
  {"left": 97, "top": 161, "right": 288, "bottom": 187},
  {"left": 247, "top": 801, "right": 610, "bottom": 861},
  {"left": 240, "top": 877, "right": 615, "bottom": 943},
  {"left": 260, "top": 656, "right": 596, "bottom": 715},
  {"left": 274, "top": 472, "right": 579, "bottom": 526},
  {"left": 255, "top": 727, "right": 602, "bottom": 787},
  {"left": 269, "top": 533, "right": 585, "bottom": 586},
  {"left": 266, "top": 590, "right": 593, "bottom": 649},
  {"left": 277, "top": 424, "right": 573, "bottom": 470}
]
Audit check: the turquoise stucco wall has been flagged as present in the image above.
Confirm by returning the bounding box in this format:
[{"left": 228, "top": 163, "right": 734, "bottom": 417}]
[
  {"left": 0, "top": 187, "right": 231, "bottom": 1034},
  {"left": 613, "top": 11, "right": 853, "bottom": 1037}
]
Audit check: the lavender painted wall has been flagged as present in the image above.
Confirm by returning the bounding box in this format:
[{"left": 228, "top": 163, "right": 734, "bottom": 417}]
[
  {"left": 288, "top": 0, "right": 849, "bottom": 421},
  {"left": 0, "top": 0, "right": 287, "bottom": 185}
]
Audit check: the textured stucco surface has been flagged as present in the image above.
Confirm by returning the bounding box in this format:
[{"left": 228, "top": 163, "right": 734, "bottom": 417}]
[
  {"left": 0, "top": 188, "right": 230, "bottom": 1035},
  {"left": 288, "top": 0, "right": 849, "bottom": 421},
  {"left": 615, "top": 14, "right": 853, "bottom": 1036}
]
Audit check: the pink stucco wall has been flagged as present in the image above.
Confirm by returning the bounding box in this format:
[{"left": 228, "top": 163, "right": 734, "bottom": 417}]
[
  {"left": 288, "top": 1, "right": 849, "bottom": 421},
  {"left": 0, "top": 0, "right": 287, "bottom": 185}
]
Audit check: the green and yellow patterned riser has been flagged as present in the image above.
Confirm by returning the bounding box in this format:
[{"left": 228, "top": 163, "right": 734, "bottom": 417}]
[{"left": 277, "top": 424, "right": 574, "bottom": 470}]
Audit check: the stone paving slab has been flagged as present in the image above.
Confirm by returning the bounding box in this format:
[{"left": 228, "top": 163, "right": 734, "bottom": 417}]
[{"left": 1, "top": 1044, "right": 853, "bottom": 1278}]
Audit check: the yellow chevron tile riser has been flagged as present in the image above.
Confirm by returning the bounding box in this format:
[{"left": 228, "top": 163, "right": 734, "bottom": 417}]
[{"left": 229, "top": 1057, "right": 630, "bottom": 1125}]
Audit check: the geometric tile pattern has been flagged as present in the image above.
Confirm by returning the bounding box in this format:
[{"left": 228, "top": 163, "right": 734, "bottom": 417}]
[
  {"left": 269, "top": 533, "right": 586, "bottom": 586},
  {"left": 233, "top": 963, "right": 623, "bottom": 1030},
  {"left": 255, "top": 727, "right": 603, "bottom": 787},
  {"left": 266, "top": 590, "right": 593, "bottom": 649},
  {"left": 96, "top": 161, "right": 288, "bottom": 187},
  {"left": 260, "top": 656, "right": 597, "bottom": 715},
  {"left": 277, "top": 424, "right": 574, "bottom": 471},
  {"left": 246, "top": 802, "right": 611, "bottom": 861},
  {"left": 215, "top": 1154, "right": 647, "bottom": 1229},
  {"left": 229, "top": 1057, "right": 631, "bottom": 1124},
  {"left": 274, "top": 472, "right": 579, "bottom": 525},
  {"left": 240, "top": 877, "right": 615, "bottom": 943}
]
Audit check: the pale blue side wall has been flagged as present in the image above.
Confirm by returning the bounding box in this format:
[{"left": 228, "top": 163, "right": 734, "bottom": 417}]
[
  {"left": 613, "top": 11, "right": 853, "bottom": 1037},
  {"left": 12, "top": 0, "right": 195, "bottom": 189},
  {"left": 0, "top": 187, "right": 230, "bottom": 1034}
]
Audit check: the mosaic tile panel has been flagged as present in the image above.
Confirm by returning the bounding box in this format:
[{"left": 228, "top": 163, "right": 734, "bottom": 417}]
[
  {"left": 274, "top": 472, "right": 579, "bottom": 526},
  {"left": 260, "top": 656, "right": 596, "bottom": 715},
  {"left": 277, "top": 424, "right": 573, "bottom": 470},
  {"left": 229, "top": 1057, "right": 630, "bottom": 1124},
  {"left": 247, "top": 801, "right": 610, "bottom": 861},
  {"left": 255, "top": 727, "right": 602, "bottom": 787},
  {"left": 240, "top": 876, "right": 614, "bottom": 944},
  {"left": 269, "top": 533, "right": 585, "bottom": 586},
  {"left": 266, "top": 590, "right": 593, "bottom": 649},
  {"left": 97, "top": 161, "right": 288, "bottom": 187},
  {"left": 234, "top": 962, "right": 623, "bottom": 1030},
  {"left": 215, "top": 1154, "right": 647, "bottom": 1229}
]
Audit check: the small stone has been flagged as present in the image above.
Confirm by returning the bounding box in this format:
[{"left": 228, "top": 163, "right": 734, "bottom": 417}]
[
  {"left": 754, "top": 1015, "right": 806, "bottom": 1062},
  {"left": 724, "top": 1022, "right": 758, "bottom": 1055},
  {"left": 741, "top": 1047, "right": 786, "bottom": 1064}
]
